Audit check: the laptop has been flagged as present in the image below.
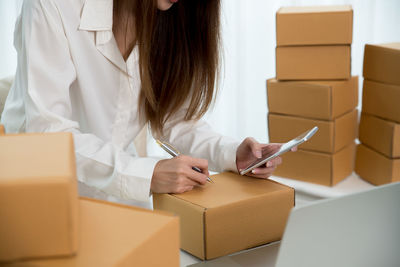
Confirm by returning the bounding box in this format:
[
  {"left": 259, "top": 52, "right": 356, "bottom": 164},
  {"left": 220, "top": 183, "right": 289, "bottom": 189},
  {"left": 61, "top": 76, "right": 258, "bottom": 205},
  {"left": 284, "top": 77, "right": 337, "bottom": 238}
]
[{"left": 189, "top": 182, "right": 400, "bottom": 267}]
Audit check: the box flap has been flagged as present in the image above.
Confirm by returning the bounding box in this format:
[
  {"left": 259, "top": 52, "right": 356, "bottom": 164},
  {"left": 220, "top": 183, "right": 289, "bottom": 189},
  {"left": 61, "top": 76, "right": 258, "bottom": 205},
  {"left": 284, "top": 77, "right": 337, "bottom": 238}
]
[{"left": 171, "top": 172, "right": 292, "bottom": 209}]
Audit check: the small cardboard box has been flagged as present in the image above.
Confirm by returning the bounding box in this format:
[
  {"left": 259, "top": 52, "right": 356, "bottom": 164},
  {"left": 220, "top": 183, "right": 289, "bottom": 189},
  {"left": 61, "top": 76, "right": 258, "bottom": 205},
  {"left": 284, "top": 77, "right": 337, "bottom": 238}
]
[
  {"left": 0, "top": 133, "right": 79, "bottom": 262},
  {"left": 274, "top": 143, "right": 355, "bottom": 186},
  {"left": 3, "top": 198, "right": 180, "bottom": 267},
  {"left": 362, "top": 79, "right": 400, "bottom": 123},
  {"left": 268, "top": 109, "right": 357, "bottom": 153},
  {"left": 276, "top": 5, "right": 353, "bottom": 46},
  {"left": 153, "top": 172, "right": 294, "bottom": 260},
  {"left": 276, "top": 45, "right": 351, "bottom": 80},
  {"left": 363, "top": 43, "right": 400, "bottom": 86},
  {"left": 359, "top": 114, "right": 400, "bottom": 158},
  {"left": 355, "top": 144, "right": 400, "bottom": 185},
  {"left": 267, "top": 77, "right": 358, "bottom": 120}
]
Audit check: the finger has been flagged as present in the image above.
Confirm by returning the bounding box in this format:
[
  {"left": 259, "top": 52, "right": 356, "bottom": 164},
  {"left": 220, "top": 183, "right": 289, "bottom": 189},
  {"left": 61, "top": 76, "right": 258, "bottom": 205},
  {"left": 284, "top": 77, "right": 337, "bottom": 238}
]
[
  {"left": 180, "top": 176, "right": 200, "bottom": 187},
  {"left": 246, "top": 170, "right": 274, "bottom": 179},
  {"left": 251, "top": 166, "right": 276, "bottom": 175},
  {"left": 265, "top": 157, "right": 282, "bottom": 168},
  {"left": 181, "top": 155, "right": 209, "bottom": 175},
  {"left": 185, "top": 168, "right": 208, "bottom": 185},
  {"left": 291, "top": 146, "right": 298, "bottom": 152},
  {"left": 247, "top": 138, "right": 263, "bottom": 158},
  {"left": 263, "top": 143, "right": 281, "bottom": 153},
  {"left": 259, "top": 144, "right": 281, "bottom": 157}
]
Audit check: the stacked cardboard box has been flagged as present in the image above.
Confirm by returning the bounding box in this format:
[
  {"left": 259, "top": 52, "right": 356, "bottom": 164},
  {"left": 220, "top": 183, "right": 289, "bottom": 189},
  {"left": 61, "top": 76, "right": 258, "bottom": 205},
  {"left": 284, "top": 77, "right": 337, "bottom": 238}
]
[
  {"left": 355, "top": 43, "right": 400, "bottom": 185},
  {"left": 267, "top": 5, "right": 358, "bottom": 186},
  {"left": 0, "top": 131, "right": 180, "bottom": 266}
]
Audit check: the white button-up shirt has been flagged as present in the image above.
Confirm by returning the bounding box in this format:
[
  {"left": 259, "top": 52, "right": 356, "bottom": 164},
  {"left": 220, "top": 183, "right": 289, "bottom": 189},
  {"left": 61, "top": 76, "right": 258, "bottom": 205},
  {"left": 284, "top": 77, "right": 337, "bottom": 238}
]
[{"left": 1, "top": 0, "right": 239, "bottom": 204}]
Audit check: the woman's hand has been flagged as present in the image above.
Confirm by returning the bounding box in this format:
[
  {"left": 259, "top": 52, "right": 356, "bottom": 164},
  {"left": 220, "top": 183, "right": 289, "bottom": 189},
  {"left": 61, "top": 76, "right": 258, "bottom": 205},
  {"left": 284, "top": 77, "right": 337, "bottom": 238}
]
[
  {"left": 151, "top": 155, "right": 209, "bottom": 194},
  {"left": 236, "top": 137, "right": 296, "bottom": 179}
]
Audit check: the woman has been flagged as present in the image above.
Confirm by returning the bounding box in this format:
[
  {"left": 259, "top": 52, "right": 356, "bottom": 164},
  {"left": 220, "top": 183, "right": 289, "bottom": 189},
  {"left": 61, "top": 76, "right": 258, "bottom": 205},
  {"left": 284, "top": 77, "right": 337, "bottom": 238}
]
[{"left": 1, "top": 0, "right": 285, "bottom": 205}]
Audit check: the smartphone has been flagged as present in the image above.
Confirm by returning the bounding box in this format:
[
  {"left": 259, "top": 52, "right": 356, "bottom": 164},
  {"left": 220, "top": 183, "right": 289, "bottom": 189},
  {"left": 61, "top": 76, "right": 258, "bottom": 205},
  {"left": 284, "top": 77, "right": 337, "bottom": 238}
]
[{"left": 239, "top": 126, "right": 318, "bottom": 176}]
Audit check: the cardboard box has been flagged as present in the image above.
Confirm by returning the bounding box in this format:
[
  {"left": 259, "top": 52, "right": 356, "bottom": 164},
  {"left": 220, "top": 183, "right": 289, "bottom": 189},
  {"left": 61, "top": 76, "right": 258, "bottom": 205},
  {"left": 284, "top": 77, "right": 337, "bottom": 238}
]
[
  {"left": 3, "top": 198, "right": 180, "bottom": 267},
  {"left": 268, "top": 109, "right": 357, "bottom": 153},
  {"left": 0, "top": 133, "right": 79, "bottom": 262},
  {"left": 267, "top": 77, "right": 358, "bottom": 120},
  {"left": 362, "top": 79, "right": 400, "bottom": 123},
  {"left": 0, "top": 124, "right": 4, "bottom": 135},
  {"left": 276, "top": 5, "right": 353, "bottom": 46},
  {"left": 153, "top": 172, "right": 294, "bottom": 260},
  {"left": 359, "top": 114, "right": 400, "bottom": 158},
  {"left": 276, "top": 45, "right": 351, "bottom": 80},
  {"left": 363, "top": 43, "right": 400, "bottom": 86},
  {"left": 274, "top": 143, "right": 356, "bottom": 186},
  {"left": 355, "top": 144, "right": 400, "bottom": 185}
]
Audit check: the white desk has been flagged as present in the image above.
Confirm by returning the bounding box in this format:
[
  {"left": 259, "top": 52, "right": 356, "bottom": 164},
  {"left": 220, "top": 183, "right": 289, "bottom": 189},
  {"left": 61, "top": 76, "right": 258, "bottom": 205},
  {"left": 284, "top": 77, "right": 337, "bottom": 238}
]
[{"left": 180, "top": 172, "right": 374, "bottom": 267}]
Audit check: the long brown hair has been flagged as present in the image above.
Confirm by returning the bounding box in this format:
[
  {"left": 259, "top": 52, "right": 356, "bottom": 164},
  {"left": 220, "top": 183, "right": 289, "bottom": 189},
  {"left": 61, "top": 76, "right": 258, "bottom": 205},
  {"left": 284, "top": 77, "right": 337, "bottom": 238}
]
[{"left": 113, "top": 0, "right": 221, "bottom": 135}]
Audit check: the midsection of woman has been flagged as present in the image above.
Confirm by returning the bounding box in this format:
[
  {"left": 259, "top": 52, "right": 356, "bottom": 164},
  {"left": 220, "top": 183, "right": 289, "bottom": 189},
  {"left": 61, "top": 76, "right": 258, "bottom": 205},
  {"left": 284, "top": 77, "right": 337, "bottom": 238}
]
[{"left": 1, "top": 0, "right": 284, "bottom": 208}]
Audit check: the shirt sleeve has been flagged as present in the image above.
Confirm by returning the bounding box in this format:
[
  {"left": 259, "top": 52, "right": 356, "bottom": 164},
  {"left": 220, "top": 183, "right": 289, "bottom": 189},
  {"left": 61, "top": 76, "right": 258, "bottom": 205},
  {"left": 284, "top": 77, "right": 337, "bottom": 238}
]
[
  {"left": 158, "top": 103, "right": 241, "bottom": 173},
  {"left": 13, "top": 0, "right": 158, "bottom": 202}
]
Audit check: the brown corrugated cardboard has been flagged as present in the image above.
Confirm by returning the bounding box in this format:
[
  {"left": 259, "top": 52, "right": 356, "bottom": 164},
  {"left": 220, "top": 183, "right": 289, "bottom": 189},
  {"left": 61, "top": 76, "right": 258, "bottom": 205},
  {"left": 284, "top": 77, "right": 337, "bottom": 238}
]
[
  {"left": 153, "top": 172, "right": 294, "bottom": 260},
  {"left": 355, "top": 144, "right": 400, "bottom": 185},
  {"left": 0, "top": 124, "right": 4, "bottom": 135},
  {"left": 3, "top": 198, "right": 180, "bottom": 267},
  {"left": 267, "top": 77, "right": 358, "bottom": 120},
  {"left": 274, "top": 143, "right": 356, "bottom": 186},
  {"left": 276, "top": 45, "right": 351, "bottom": 80},
  {"left": 0, "top": 133, "right": 79, "bottom": 262},
  {"left": 276, "top": 5, "right": 353, "bottom": 46},
  {"left": 362, "top": 79, "right": 400, "bottom": 123},
  {"left": 268, "top": 109, "right": 357, "bottom": 153},
  {"left": 359, "top": 114, "right": 400, "bottom": 158},
  {"left": 363, "top": 43, "right": 400, "bottom": 86}
]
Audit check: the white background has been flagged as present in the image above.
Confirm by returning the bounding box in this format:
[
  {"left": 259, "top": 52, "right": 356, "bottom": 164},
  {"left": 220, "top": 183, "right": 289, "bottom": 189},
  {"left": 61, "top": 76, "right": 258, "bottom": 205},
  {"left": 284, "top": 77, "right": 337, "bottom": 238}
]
[{"left": 1, "top": 0, "right": 400, "bottom": 146}]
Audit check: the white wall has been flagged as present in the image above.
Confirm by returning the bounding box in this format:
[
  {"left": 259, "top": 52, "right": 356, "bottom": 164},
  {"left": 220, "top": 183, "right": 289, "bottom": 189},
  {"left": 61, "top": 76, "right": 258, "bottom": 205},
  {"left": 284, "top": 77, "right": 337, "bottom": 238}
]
[
  {"left": 205, "top": 0, "right": 400, "bottom": 145},
  {"left": 0, "top": 0, "right": 23, "bottom": 79}
]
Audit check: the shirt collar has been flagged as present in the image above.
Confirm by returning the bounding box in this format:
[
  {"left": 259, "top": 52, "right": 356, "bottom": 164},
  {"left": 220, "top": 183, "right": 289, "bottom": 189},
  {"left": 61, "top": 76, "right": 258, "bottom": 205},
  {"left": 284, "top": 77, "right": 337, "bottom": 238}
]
[{"left": 79, "top": 0, "right": 113, "bottom": 31}]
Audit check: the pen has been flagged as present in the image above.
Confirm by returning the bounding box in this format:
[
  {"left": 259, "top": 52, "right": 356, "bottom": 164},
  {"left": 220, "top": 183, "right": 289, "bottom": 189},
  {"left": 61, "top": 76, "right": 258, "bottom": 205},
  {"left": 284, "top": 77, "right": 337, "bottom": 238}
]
[{"left": 156, "top": 140, "right": 214, "bottom": 183}]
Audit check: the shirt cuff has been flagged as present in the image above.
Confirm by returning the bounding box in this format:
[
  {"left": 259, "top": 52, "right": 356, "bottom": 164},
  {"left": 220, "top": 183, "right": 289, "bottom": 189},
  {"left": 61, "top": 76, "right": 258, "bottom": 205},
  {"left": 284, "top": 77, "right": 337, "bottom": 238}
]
[
  {"left": 219, "top": 141, "right": 241, "bottom": 173},
  {"left": 119, "top": 157, "right": 160, "bottom": 202}
]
